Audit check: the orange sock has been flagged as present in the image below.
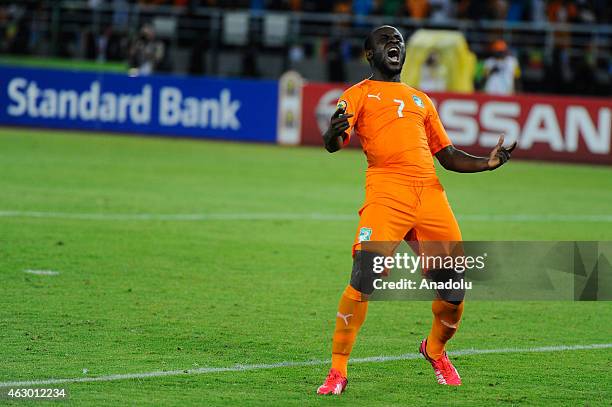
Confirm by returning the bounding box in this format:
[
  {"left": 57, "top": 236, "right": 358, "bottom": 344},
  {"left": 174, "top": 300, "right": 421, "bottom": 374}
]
[
  {"left": 426, "top": 300, "right": 464, "bottom": 360},
  {"left": 331, "top": 285, "right": 369, "bottom": 377}
]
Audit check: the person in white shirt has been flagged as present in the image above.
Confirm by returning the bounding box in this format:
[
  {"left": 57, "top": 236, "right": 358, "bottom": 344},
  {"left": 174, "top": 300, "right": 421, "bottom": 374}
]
[{"left": 483, "top": 40, "right": 521, "bottom": 95}]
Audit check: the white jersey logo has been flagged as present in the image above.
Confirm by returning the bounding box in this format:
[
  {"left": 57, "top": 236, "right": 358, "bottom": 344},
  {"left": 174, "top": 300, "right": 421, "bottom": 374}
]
[{"left": 367, "top": 93, "right": 381, "bottom": 101}]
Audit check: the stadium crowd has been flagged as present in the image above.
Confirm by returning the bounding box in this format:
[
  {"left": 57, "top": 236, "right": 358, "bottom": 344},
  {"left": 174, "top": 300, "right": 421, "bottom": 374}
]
[
  {"left": 109, "top": 0, "right": 611, "bottom": 23},
  {"left": 0, "top": 0, "right": 610, "bottom": 96}
]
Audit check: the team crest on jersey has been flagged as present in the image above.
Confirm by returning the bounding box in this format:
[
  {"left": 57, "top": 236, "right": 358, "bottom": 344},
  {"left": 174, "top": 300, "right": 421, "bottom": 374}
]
[
  {"left": 412, "top": 95, "right": 424, "bottom": 108},
  {"left": 358, "top": 227, "right": 372, "bottom": 242},
  {"left": 337, "top": 100, "right": 348, "bottom": 111}
]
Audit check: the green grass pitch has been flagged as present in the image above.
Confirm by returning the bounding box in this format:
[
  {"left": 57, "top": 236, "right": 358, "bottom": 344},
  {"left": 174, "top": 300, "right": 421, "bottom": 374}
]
[{"left": 0, "top": 127, "right": 611, "bottom": 406}]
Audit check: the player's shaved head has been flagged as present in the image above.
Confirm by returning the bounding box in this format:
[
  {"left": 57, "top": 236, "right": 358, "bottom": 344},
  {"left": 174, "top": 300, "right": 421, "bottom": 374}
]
[{"left": 364, "top": 25, "right": 401, "bottom": 51}]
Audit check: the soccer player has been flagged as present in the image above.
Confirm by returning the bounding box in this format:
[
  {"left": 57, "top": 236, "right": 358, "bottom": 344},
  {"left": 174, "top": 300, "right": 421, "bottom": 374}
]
[{"left": 316, "top": 25, "right": 516, "bottom": 395}]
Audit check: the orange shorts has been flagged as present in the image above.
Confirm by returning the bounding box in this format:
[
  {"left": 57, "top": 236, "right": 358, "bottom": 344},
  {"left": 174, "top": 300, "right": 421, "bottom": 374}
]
[{"left": 352, "top": 182, "right": 461, "bottom": 256}]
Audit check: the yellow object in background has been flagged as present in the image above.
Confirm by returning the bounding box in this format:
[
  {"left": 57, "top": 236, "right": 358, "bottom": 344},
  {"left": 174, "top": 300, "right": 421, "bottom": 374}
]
[{"left": 401, "top": 29, "right": 476, "bottom": 93}]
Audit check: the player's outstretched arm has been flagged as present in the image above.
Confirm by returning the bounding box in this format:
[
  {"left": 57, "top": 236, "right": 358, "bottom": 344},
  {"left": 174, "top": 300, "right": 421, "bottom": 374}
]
[
  {"left": 323, "top": 107, "right": 353, "bottom": 153},
  {"left": 435, "top": 135, "right": 517, "bottom": 173}
]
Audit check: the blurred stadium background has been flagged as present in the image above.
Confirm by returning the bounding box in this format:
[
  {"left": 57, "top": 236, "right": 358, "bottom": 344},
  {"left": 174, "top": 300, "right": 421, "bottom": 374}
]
[
  {"left": 1, "top": 0, "right": 611, "bottom": 94},
  {"left": 1, "top": 1, "right": 611, "bottom": 405}
]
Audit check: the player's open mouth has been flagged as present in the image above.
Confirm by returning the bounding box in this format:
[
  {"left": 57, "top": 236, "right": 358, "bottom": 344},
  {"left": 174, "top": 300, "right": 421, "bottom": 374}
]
[{"left": 385, "top": 46, "right": 401, "bottom": 64}]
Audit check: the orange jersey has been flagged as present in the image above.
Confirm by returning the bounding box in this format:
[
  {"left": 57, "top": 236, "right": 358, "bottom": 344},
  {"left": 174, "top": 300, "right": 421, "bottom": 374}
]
[{"left": 338, "top": 79, "right": 451, "bottom": 183}]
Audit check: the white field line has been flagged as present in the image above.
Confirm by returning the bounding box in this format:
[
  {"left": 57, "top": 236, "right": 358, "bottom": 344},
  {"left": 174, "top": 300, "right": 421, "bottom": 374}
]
[
  {"left": 0, "top": 343, "right": 610, "bottom": 388},
  {"left": 0, "top": 211, "right": 353, "bottom": 221},
  {"left": 1, "top": 210, "right": 612, "bottom": 223},
  {"left": 23, "top": 269, "right": 60, "bottom": 276}
]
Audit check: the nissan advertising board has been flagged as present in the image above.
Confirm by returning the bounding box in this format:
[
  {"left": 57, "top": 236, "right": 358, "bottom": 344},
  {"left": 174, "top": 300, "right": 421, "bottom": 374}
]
[{"left": 300, "top": 82, "right": 611, "bottom": 164}]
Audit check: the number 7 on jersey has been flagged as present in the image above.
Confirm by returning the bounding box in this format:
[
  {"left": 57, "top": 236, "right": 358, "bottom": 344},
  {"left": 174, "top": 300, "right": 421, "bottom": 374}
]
[{"left": 393, "top": 99, "right": 405, "bottom": 118}]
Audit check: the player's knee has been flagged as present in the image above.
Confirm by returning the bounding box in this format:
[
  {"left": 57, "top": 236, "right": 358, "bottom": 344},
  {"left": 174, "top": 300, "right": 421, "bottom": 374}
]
[
  {"left": 349, "top": 250, "right": 381, "bottom": 296},
  {"left": 426, "top": 268, "right": 466, "bottom": 303}
]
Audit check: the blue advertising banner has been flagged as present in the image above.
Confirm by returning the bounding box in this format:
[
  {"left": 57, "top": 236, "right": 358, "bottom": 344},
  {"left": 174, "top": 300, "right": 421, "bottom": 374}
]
[{"left": 0, "top": 66, "right": 278, "bottom": 142}]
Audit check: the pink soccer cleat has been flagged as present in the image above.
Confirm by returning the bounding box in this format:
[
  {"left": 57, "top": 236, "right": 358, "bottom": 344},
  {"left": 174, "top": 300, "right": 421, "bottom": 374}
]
[
  {"left": 316, "top": 368, "right": 348, "bottom": 395},
  {"left": 419, "top": 339, "right": 462, "bottom": 386}
]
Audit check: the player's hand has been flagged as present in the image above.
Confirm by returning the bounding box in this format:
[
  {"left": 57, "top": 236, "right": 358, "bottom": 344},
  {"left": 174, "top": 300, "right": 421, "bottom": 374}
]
[
  {"left": 323, "top": 106, "right": 354, "bottom": 152},
  {"left": 328, "top": 106, "right": 354, "bottom": 138},
  {"left": 487, "top": 135, "right": 517, "bottom": 170}
]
